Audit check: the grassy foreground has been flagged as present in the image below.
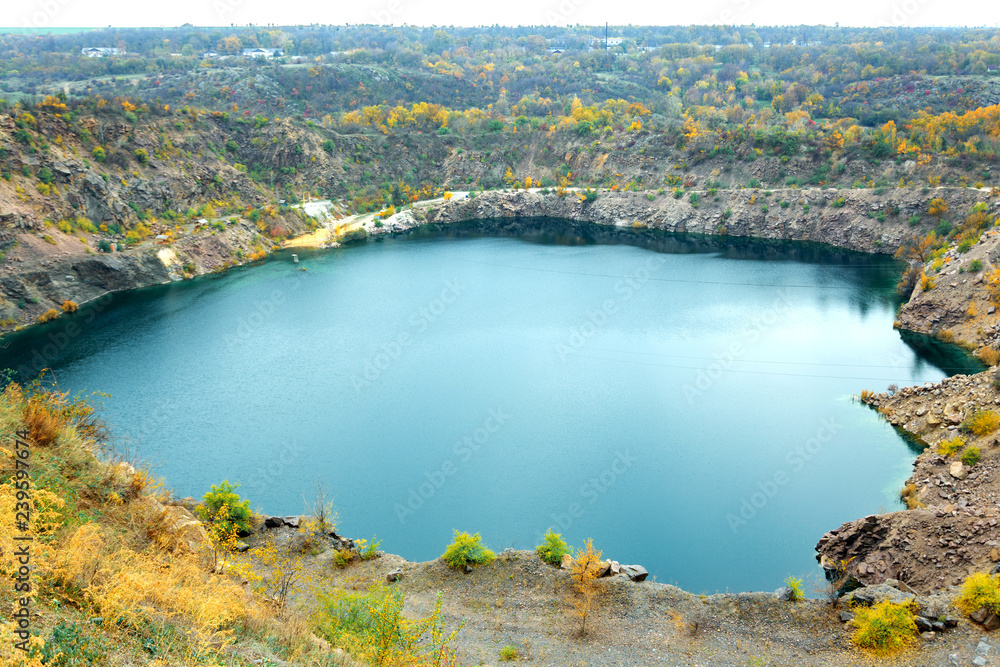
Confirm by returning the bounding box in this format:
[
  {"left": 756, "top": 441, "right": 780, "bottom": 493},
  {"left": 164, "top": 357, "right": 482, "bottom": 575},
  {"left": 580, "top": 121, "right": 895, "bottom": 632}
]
[{"left": 0, "top": 380, "right": 344, "bottom": 666}]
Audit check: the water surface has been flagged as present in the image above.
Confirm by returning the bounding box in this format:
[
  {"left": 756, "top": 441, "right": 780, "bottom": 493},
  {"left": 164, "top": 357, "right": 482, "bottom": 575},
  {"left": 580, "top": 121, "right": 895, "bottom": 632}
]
[{"left": 0, "top": 224, "right": 977, "bottom": 593}]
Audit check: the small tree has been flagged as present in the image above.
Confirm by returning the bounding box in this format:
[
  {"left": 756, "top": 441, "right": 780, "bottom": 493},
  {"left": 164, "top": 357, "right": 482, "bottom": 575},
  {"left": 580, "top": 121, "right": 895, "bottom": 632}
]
[
  {"left": 569, "top": 538, "right": 603, "bottom": 635},
  {"left": 928, "top": 197, "right": 949, "bottom": 218},
  {"left": 207, "top": 502, "right": 239, "bottom": 572},
  {"left": 196, "top": 480, "right": 253, "bottom": 535},
  {"left": 304, "top": 480, "right": 338, "bottom": 535}
]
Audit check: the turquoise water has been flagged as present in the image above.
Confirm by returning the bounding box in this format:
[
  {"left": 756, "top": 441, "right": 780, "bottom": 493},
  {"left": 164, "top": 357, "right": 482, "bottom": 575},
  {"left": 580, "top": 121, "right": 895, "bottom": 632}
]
[{"left": 0, "top": 225, "right": 977, "bottom": 593}]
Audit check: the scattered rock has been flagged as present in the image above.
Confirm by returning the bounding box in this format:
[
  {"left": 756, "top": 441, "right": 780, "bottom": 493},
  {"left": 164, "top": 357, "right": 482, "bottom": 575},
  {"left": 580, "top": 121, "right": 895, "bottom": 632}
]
[
  {"left": 950, "top": 461, "right": 969, "bottom": 480},
  {"left": 235, "top": 541, "right": 250, "bottom": 553},
  {"left": 620, "top": 565, "right": 649, "bottom": 582},
  {"left": 920, "top": 630, "right": 935, "bottom": 640},
  {"left": 839, "top": 611, "right": 855, "bottom": 623},
  {"left": 386, "top": 570, "right": 402, "bottom": 583},
  {"left": 284, "top": 516, "right": 301, "bottom": 528},
  {"left": 985, "top": 614, "right": 1000, "bottom": 631},
  {"left": 776, "top": 586, "right": 794, "bottom": 601},
  {"left": 972, "top": 608, "right": 990, "bottom": 624},
  {"left": 264, "top": 516, "right": 284, "bottom": 529},
  {"left": 560, "top": 554, "right": 574, "bottom": 569}
]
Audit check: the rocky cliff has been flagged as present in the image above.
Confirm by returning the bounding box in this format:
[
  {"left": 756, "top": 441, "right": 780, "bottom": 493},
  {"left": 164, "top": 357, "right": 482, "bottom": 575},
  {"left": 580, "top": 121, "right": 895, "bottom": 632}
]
[{"left": 378, "top": 186, "right": 993, "bottom": 255}]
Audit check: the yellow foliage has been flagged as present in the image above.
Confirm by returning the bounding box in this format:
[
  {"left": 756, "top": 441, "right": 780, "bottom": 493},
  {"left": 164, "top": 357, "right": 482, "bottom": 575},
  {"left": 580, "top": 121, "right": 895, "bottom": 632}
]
[
  {"left": 569, "top": 539, "right": 603, "bottom": 635},
  {"left": 929, "top": 197, "right": 949, "bottom": 217},
  {"left": 977, "top": 347, "right": 1000, "bottom": 367}
]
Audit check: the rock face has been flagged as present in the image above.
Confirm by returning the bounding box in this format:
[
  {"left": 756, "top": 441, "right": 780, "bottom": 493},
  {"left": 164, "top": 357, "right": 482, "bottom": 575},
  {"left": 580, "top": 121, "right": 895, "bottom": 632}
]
[{"left": 382, "top": 187, "right": 993, "bottom": 256}]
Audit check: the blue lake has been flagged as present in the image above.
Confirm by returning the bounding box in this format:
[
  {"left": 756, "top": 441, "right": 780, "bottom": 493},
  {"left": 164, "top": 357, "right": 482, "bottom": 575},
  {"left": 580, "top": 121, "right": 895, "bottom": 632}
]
[{"left": 0, "top": 223, "right": 979, "bottom": 593}]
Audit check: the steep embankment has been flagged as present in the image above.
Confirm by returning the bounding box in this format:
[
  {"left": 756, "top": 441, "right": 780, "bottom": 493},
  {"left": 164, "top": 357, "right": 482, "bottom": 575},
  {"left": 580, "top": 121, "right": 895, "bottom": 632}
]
[
  {"left": 815, "top": 194, "right": 1000, "bottom": 598},
  {"left": 371, "top": 186, "right": 993, "bottom": 255}
]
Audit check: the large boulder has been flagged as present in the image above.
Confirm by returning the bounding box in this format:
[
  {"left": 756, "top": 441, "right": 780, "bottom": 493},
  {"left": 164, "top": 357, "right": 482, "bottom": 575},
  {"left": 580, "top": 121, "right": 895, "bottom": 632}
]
[
  {"left": 137, "top": 496, "right": 210, "bottom": 554},
  {"left": 620, "top": 564, "right": 649, "bottom": 582}
]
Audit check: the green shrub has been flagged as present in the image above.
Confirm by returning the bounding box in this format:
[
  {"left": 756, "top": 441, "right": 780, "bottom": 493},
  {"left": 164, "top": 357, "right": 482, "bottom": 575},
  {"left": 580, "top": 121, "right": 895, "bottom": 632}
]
[
  {"left": 133, "top": 148, "right": 149, "bottom": 165},
  {"left": 360, "top": 534, "right": 381, "bottom": 560},
  {"left": 908, "top": 215, "right": 921, "bottom": 226},
  {"left": 535, "top": 529, "right": 570, "bottom": 566},
  {"left": 195, "top": 480, "right": 253, "bottom": 535},
  {"left": 938, "top": 436, "right": 965, "bottom": 456},
  {"left": 971, "top": 259, "right": 984, "bottom": 271},
  {"left": 832, "top": 197, "right": 846, "bottom": 207},
  {"left": 784, "top": 575, "right": 804, "bottom": 601},
  {"left": 499, "top": 644, "right": 519, "bottom": 661},
  {"left": 322, "top": 139, "right": 334, "bottom": 152},
  {"left": 38, "top": 166, "right": 54, "bottom": 184},
  {"left": 689, "top": 192, "right": 699, "bottom": 208},
  {"left": 850, "top": 600, "right": 917, "bottom": 655},
  {"left": 442, "top": 530, "right": 495, "bottom": 569},
  {"left": 962, "top": 446, "right": 982, "bottom": 467},
  {"left": 956, "top": 572, "right": 1000, "bottom": 616}
]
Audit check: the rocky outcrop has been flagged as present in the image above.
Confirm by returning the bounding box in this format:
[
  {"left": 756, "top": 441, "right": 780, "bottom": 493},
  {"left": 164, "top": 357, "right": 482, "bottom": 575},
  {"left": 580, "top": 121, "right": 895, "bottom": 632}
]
[
  {"left": 374, "top": 187, "right": 993, "bottom": 256},
  {"left": 817, "top": 372, "right": 1000, "bottom": 592}
]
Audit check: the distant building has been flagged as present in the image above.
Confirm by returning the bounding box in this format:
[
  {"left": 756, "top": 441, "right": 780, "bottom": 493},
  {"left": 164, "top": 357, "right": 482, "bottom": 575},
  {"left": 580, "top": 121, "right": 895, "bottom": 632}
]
[
  {"left": 242, "top": 47, "right": 283, "bottom": 59},
  {"left": 605, "top": 37, "right": 623, "bottom": 47},
  {"left": 202, "top": 50, "right": 220, "bottom": 59},
  {"left": 81, "top": 47, "right": 121, "bottom": 57}
]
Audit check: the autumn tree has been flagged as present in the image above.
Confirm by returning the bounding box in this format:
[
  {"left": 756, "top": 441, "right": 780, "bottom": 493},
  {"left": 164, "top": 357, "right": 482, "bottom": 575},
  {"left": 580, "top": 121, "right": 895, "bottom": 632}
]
[
  {"left": 929, "top": 198, "right": 949, "bottom": 218},
  {"left": 569, "top": 539, "right": 603, "bottom": 635},
  {"left": 218, "top": 35, "right": 243, "bottom": 55}
]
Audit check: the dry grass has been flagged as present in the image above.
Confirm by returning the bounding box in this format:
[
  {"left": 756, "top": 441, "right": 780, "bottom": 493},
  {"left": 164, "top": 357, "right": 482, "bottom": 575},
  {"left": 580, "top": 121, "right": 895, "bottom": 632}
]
[
  {"left": 0, "top": 383, "right": 340, "bottom": 666},
  {"left": 900, "top": 483, "right": 924, "bottom": 509},
  {"left": 978, "top": 347, "right": 1000, "bottom": 367}
]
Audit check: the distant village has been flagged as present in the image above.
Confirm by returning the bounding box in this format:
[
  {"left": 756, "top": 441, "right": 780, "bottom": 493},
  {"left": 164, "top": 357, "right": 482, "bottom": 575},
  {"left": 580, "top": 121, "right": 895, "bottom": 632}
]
[{"left": 79, "top": 34, "right": 824, "bottom": 62}]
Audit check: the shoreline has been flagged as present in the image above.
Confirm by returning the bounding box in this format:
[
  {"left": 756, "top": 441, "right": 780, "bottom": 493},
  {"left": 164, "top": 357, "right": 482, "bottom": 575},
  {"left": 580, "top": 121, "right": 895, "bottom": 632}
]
[{"left": 2, "top": 188, "right": 990, "bottom": 601}]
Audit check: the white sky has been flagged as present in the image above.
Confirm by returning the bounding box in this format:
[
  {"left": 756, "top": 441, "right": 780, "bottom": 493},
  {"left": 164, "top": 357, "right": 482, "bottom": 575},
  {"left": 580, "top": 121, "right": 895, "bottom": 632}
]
[{"left": 9, "top": 0, "right": 999, "bottom": 32}]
